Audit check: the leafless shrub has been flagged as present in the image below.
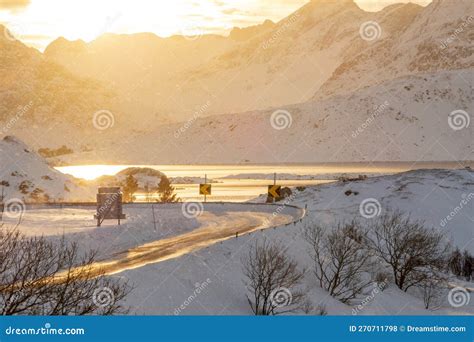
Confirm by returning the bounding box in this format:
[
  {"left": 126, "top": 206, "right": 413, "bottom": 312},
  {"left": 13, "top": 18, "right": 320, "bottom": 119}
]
[
  {"left": 301, "top": 299, "right": 314, "bottom": 314},
  {"left": 374, "top": 271, "right": 390, "bottom": 291},
  {"left": 0, "top": 229, "right": 130, "bottom": 315},
  {"left": 365, "top": 211, "right": 449, "bottom": 292},
  {"left": 315, "top": 304, "right": 328, "bottom": 316},
  {"left": 461, "top": 250, "right": 473, "bottom": 281},
  {"left": 304, "top": 222, "right": 374, "bottom": 303},
  {"left": 417, "top": 277, "right": 446, "bottom": 310},
  {"left": 242, "top": 239, "right": 305, "bottom": 315}
]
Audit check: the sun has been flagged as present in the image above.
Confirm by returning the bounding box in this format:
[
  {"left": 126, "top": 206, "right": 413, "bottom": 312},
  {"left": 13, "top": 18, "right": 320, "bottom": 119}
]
[
  {"left": 56, "top": 165, "right": 129, "bottom": 180},
  {"left": 1, "top": 0, "right": 309, "bottom": 49}
]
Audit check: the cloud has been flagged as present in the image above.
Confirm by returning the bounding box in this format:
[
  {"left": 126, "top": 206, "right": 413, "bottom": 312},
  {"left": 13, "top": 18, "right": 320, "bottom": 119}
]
[{"left": 0, "top": 0, "right": 31, "bottom": 11}]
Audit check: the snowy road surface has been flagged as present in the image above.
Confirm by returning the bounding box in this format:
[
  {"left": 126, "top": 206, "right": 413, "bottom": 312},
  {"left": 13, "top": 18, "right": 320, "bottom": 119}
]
[
  {"left": 9, "top": 203, "right": 304, "bottom": 275},
  {"left": 91, "top": 205, "right": 303, "bottom": 275}
]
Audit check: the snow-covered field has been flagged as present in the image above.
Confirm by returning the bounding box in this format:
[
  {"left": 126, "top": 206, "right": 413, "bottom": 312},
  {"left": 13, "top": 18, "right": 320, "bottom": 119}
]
[
  {"left": 115, "top": 168, "right": 474, "bottom": 315},
  {"left": 6, "top": 203, "right": 303, "bottom": 271},
  {"left": 10, "top": 168, "right": 472, "bottom": 316}
]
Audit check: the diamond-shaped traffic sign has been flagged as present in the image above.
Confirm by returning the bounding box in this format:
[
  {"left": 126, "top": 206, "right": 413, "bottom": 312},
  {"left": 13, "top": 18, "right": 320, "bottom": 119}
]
[
  {"left": 268, "top": 185, "right": 281, "bottom": 199},
  {"left": 199, "top": 183, "right": 212, "bottom": 196}
]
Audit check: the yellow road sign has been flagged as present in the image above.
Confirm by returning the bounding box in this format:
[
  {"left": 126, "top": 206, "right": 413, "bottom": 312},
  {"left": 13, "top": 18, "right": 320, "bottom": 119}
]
[
  {"left": 268, "top": 185, "right": 281, "bottom": 199},
  {"left": 200, "top": 183, "right": 212, "bottom": 196}
]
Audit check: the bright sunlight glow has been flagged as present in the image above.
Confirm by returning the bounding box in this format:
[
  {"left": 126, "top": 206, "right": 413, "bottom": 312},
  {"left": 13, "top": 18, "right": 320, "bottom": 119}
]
[
  {"left": 56, "top": 165, "right": 130, "bottom": 180},
  {"left": 0, "top": 0, "right": 432, "bottom": 50}
]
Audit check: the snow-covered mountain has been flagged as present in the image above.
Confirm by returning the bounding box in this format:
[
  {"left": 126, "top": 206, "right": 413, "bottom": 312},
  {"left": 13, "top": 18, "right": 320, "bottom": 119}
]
[
  {"left": 0, "top": 136, "right": 92, "bottom": 202},
  {"left": 44, "top": 32, "right": 239, "bottom": 124},
  {"left": 55, "top": 69, "right": 473, "bottom": 164},
  {"left": 0, "top": 0, "right": 472, "bottom": 163},
  {"left": 315, "top": 0, "right": 474, "bottom": 99},
  {"left": 43, "top": 0, "right": 369, "bottom": 121},
  {"left": 0, "top": 25, "right": 122, "bottom": 131},
  {"left": 42, "top": 0, "right": 473, "bottom": 125}
]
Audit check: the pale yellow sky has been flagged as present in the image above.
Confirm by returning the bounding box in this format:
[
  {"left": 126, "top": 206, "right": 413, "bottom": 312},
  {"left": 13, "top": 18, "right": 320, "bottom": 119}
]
[{"left": 0, "top": 0, "right": 432, "bottom": 50}]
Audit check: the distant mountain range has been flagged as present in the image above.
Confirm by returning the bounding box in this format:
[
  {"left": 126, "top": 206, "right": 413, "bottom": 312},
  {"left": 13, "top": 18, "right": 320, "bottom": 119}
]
[{"left": 0, "top": 0, "right": 472, "bottom": 164}]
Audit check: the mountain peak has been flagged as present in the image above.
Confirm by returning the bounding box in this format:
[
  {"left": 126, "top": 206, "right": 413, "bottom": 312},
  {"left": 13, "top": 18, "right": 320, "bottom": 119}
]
[
  {"left": 44, "top": 37, "right": 88, "bottom": 57},
  {"left": 297, "top": 0, "right": 361, "bottom": 20},
  {"left": 230, "top": 20, "right": 275, "bottom": 41},
  {"left": 308, "top": 0, "right": 357, "bottom": 9}
]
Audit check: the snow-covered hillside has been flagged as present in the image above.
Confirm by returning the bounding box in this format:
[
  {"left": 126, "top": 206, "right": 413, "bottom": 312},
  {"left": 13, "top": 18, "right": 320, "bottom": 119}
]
[
  {"left": 315, "top": 0, "right": 474, "bottom": 99},
  {"left": 55, "top": 69, "right": 472, "bottom": 164},
  {"left": 0, "top": 0, "right": 471, "bottom": 164},
  {"left": 0, "top": 136, "right": 93, "bottom": 202},
  {"left": 40, "top": 0, "right": 473, "bottom": 123},
  {"left": 0, "top": 26, "right": 120, "bottom": 131},
  {"left": 116, "top": 168, "right": 474, "bottom": 315},
  {"left": 5, "top": 166, "right": 473, "bottom": 315}
]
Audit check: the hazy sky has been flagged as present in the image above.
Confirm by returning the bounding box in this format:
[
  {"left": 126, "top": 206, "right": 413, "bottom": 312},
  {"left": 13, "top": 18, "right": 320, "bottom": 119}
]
[{"left": 0, "top": 0, "right": 432, "bottom": 50}]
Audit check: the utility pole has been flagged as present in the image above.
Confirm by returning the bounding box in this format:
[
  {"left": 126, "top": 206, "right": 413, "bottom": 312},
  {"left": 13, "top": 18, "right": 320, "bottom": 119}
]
[
  {"left": 0, "top": 186, "right": 4, "bottom": 221},
  {"left": 204, "top": 174, "right": 207, "bottom": 203},
  {"left": 273, "top": 173, "right": 276, "bottom": 203},
  {"left": 152, "top": 203, "right": 157, "bottom": 231}
]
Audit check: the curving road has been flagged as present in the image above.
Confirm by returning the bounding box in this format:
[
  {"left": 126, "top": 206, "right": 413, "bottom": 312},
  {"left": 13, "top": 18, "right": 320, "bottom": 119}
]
[{"left": 86, "top": 203, "right": 304, "bottom": 276}]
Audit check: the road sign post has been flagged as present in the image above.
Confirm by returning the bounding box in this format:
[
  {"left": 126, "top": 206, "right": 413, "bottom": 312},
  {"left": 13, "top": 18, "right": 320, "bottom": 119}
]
[
  {"left": 268, "top": 173, "right": 281, "bottom": 202},
  {"left": 94, "top": 187, "right": 126, "bottom": 227},
  {"left": 199, "top": 174, "right": 212, "bottom": 203},
  {"left": 268, "top": 185, "right": 282, "bottom": 202}
]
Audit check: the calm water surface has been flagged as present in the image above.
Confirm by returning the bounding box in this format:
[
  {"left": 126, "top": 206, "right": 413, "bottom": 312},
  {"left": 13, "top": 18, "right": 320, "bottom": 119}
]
[{"left": 57, "top": 162, "right": 472, "bottom": 202}]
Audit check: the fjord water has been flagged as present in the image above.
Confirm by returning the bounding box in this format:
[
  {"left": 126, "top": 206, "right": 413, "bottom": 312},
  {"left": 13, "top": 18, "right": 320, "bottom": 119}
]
[{"left": 57, "top": 162, "right": 472, "bottom": 202}]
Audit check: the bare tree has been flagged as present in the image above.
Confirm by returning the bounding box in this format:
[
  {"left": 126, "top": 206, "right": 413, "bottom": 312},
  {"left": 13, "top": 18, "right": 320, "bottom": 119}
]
[
  {"left": 462, "top": 250, "right": 473, "bottom": 281},
  {"left": 365, "top": 211, "right": 449, "bottom": 292},
  {"left": 242, "top": 239, "right": 305, "bottom": 315},
  {"left": 448, "top": 248, "right": 463, "bottom": 277},
  {"left": 0, "top": 186, "right": 5, "bottom": 221},
  {"left": 304, "top": 222, "right": 373, "bottom": 303},
  {"left": 0, "top": 229, "right": 130, "bottom": 315}
]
